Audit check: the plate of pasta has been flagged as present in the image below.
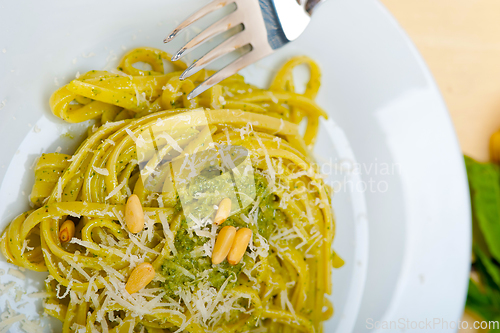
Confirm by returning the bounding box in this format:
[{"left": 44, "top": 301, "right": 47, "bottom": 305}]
[{"left": 0, "top": 0, "right": 470, "bottom": 333}]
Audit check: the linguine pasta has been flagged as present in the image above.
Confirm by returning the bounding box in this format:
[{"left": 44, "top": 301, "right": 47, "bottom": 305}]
[{"left": 0, "top": 47, "right": 342, "bottom": 333}]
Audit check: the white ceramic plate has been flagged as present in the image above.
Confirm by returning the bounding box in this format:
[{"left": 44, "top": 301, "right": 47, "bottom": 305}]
[{"left": 0, "top": 0, "right": 470, "bottom": 332}]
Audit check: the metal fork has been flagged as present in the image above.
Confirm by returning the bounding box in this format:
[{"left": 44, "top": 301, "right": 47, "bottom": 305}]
[{"left": 164, "top": 0, "right": 326, "bottom": 100}]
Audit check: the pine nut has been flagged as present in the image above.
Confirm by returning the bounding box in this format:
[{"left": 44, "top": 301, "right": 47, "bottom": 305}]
[
  {"left": 59, "top": 220, "right": 75, "bottom": 243},
  {"left": 214, "top": 198, "right": 231, "bottom": 225},
  {"left": 227, "top": 228, "right": 252, "bottom": 265},
  {"left": 125, "top": 194, "right": 144, "bottom": 233},
  {"left": 212, "top": 226, "right": 236, "bottom": 265},
  {"left": 125, "top": 262, "right": 155, "bottom": 294}
]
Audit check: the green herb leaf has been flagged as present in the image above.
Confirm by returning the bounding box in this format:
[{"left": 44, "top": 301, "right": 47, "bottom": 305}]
[{"left": 466, "top": 156, "right": 500, "bottom": 262}]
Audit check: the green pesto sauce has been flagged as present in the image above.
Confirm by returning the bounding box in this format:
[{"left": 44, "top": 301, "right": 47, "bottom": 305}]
[
  {"left": 160, "top": 173, "right": 286, "bottom": 298},
  {"left": 175, "top": 162, "right": 248, "bottom": 222}
]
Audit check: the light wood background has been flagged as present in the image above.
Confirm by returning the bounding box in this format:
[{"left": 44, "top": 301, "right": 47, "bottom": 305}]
[{"left": 381, "top": 0, "right": 500, "bottom": 162}]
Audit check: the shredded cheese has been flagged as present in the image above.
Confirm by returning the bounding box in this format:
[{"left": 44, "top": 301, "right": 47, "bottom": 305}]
[
  {"left": 28, "top": 292, "right": 51, "bottom": 299},
  {"left": 92, "top": 165, "right": 110, "bottom": 176},
  {"left": 8, "top": 268, "right": 25, "bottom": 280},
  {"left": 104, "top": 178, "right": 127, "bottom": 200},
  {"left": 0, "top": 281, "right": 15, "bottom": 296}
]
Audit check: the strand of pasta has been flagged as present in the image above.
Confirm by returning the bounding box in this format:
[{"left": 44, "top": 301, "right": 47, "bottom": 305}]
[{"left": 0, "top": 47, "right": 338, "bottom": 333}]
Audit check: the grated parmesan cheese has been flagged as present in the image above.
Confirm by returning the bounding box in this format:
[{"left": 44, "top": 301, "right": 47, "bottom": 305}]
[
  {"left": 27, "top": 292, "right": 51, "bottom": 299},
  {"left": 92, "top": 165, "right": 109, "bottom": 176},
  {"left": 280, "top": 290, "right": 296, "bottom": 318},
  {"left": 104, "top": 178, "right": 127, "bottom": 200},
  {"left": 21, "top": 319, "right": 44, "bottom": 333},
  {"left": 8, "top": 268, "right": 25, "bottom": 280},
  {"left": 102, "top": 120, "right": 124, "bottom": 129},
  {"left": 0, "top": 282, "right": 16, "bottom": 296},
  {"left": 134, "top": 86, "right": 149, "bottom": 107},
  {"left": 155, "top": 132, "right": 183, "bottom": 153},
  {"left": 159, "top": 212, "right": 177, "bottom": 256},
  {"left": 56, "top": 208, "right": 81, "bottom": 218},
  {"left": 104, "top": 138, "right": 116, "bottom": 146},
  {"left": 0, "top": 314, "right": 26, "bottom": 331},
  {"left": 69, "top": 238, "right": 100, "bottom": 251},
  {"left": 125, "top": 128, "right": 138, "bottom": 143},
  {"left": 55, "top": 179, "right": 63, "bottom": 202}
]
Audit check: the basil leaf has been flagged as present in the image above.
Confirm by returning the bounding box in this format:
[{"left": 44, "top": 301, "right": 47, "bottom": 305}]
[
  {"left": 467, "top": 278, "right": 490, "bottom": 306},
  {"left": 466, "top": 278, "right": 500, "bottom": 323},
  {"left": 475, "top": 244, "right": 500, "bottom": 290},
  {"left": 465, "top": 156, "right": 500, "bottom": 262}
]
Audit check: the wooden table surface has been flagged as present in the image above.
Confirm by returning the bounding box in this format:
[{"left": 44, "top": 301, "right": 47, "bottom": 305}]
[{"left": 381, "top": 0, "right": 500, "bottom": 162}]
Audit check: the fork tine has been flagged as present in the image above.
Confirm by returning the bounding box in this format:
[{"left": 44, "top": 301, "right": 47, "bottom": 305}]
[
  {"left": 164, "top": 0, "right": 233, "bottom": 43},
  {"left": 171, "top": 11, "right": 243, "bottom": 62},
  {"left": 187, "top": 49, "right": 269, "bottom": 100},
  {"left": 179, "top": 30, "right": 249, "bottom": 80}
]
